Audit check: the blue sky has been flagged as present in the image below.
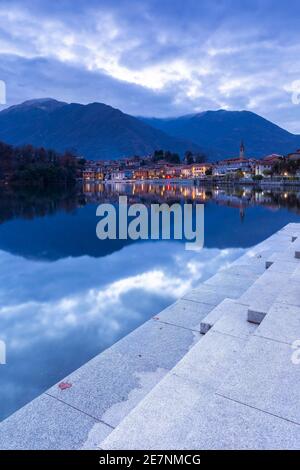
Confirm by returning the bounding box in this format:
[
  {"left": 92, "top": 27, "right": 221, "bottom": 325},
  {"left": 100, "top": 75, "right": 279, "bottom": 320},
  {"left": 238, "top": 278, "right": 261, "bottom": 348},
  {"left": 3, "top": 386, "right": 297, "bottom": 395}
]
[{"left": 0, "top": 0, "right": 300, "bottom": 131}]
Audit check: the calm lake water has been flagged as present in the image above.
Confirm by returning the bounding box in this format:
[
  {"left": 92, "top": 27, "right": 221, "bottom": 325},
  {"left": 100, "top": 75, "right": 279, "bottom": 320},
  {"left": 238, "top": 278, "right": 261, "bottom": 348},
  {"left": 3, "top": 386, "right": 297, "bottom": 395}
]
[{"left": 0, "top": 182, "right": 300, "bottom": 421}]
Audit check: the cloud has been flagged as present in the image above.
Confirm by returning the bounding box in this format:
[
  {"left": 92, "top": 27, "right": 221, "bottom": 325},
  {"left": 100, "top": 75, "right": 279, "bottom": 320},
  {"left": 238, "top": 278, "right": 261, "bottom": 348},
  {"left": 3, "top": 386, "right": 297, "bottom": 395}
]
[{"left": 0, "top": 1, "right": 300, "bottom": 129}]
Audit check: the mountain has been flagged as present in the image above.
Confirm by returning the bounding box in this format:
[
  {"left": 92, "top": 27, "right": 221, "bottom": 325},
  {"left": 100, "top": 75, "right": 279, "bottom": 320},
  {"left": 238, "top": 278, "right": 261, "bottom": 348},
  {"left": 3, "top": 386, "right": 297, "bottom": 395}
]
[
  {"left": 0, "top": 99, "right": 200, "bottom": 160},
  {"left": 141, "top": 110, "right": 300, "bottom": 160},
  {"left": 1, "top": 100, "right": 299, "bottom": 161}
]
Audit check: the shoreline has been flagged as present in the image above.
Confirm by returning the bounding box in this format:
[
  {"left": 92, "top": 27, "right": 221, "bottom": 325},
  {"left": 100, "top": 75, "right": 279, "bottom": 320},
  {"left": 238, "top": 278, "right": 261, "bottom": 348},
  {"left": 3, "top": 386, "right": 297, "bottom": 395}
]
[{"left": 86, "top": 177, "right": 300, "bottom": 187}]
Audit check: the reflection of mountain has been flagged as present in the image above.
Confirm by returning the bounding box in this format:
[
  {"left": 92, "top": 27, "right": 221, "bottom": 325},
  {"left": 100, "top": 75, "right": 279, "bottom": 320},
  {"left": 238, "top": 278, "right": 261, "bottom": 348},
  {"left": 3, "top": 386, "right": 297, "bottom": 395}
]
[{"left": 0, "top": 184, "right": 299, "bottom": 261}]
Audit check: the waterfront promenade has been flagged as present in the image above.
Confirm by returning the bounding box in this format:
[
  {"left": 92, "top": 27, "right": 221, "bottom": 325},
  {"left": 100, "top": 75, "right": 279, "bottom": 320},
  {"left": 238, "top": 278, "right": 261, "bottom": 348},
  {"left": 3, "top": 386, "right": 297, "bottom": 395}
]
[{"left": 0, "top": 223, "right": 300, "bottom": 449}]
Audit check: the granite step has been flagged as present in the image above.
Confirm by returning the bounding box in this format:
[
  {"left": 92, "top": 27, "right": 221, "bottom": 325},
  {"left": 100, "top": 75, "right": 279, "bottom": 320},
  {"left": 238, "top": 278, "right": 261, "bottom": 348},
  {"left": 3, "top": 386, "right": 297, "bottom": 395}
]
[
  {"left": 199, "top": 233, "right": 298, "bottom": 334},
  {"left": 239, "top": 268, "right": 297, "bottom": 324},
  {"left": 266, "top": 238, "right": 300, "bottom": 268},
  {"left": 199, "top": 263, "right": 262, "bottom": 334}
]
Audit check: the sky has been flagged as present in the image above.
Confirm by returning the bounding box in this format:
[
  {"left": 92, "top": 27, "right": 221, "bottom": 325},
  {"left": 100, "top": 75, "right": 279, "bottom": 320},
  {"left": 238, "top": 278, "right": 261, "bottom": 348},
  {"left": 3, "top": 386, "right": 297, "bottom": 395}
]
[{"left": 0, "top": 0, "right": 300, "bottom": 131}]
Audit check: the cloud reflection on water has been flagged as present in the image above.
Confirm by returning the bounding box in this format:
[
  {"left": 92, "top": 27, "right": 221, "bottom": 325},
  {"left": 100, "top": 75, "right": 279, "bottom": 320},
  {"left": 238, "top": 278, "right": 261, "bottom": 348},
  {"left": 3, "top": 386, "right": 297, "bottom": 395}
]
[{"left": 0, "top": 240, "right": 243, "bottom": 420}]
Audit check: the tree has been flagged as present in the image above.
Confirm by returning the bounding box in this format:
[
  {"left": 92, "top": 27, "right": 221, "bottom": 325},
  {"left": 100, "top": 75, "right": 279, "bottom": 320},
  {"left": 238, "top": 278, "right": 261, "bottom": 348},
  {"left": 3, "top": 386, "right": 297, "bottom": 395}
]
[
  {"left": 194, "top": 153, "right": 207, "bottom": 163},
  {"left": 184, "top": 150, "right": 194, "bottom": 165}
]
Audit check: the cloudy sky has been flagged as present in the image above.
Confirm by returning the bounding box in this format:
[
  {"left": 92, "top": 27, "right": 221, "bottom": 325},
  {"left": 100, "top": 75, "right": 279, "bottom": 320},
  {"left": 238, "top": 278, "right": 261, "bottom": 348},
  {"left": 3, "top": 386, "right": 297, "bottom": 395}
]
[{"left": 0, "top": 0, "right": 300, "bottom": 131}]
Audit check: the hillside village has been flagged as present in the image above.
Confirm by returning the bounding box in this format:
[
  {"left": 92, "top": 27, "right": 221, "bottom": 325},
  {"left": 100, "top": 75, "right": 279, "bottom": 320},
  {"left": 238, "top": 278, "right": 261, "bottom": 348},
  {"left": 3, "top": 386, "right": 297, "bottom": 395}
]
[{"left": 82, "top": 143, "right": 300, "bottom": 183}]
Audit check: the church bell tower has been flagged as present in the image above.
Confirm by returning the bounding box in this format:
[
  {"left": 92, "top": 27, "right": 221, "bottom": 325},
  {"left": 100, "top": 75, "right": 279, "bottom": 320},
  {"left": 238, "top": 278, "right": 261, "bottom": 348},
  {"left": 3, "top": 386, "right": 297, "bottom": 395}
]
[{"left": 240, "top": 140, "right": 245, "bottom": 159}]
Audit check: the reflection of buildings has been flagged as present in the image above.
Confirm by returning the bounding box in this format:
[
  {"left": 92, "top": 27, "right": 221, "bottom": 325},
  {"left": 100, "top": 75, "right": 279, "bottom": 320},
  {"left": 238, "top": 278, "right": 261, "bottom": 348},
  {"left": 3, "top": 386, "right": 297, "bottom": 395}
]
[{"left": 81, "top": 181, "right": 300, "bottom": 217}]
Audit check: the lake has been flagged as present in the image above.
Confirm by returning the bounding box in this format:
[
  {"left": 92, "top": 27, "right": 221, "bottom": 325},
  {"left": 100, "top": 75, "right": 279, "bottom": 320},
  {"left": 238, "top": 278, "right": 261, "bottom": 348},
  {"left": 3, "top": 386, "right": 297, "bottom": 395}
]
[{"left": 0, "top": 182, "right": 299, "bottom": 421}]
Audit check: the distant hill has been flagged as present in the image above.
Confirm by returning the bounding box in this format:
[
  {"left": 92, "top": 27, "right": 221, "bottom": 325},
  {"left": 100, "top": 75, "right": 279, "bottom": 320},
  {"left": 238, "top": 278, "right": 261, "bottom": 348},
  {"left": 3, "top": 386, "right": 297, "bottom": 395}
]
[
  {"left": 1, "top": 100, "right": 300, "bottom": 161},
  {"left": 141, "top": 110, "right": 300, "bottom": 160},
  {"left": 0, "top": 99, "right": 200, "bottom": 160}
]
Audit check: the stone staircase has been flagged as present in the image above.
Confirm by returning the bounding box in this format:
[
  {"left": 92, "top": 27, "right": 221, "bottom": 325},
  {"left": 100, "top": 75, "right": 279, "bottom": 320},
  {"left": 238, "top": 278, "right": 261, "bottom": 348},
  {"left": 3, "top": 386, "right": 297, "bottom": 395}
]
[
  {"left": 0, "top": 223, "right": 299, "bottom": 450},
  {"left": 98, "top": 224, "right": 300, "bottom": 450}
]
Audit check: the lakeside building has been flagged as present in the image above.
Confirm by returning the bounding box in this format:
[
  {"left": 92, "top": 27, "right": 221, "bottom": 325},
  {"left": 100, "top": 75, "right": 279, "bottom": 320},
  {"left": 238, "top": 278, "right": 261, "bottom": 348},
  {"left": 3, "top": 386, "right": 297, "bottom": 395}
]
[
  {"left": 212, "top": 157, "right": 254, "bottom": 176},
  {"left": 111, "top": 170, "right": 134, "bottom": 180},
  {"left": 254, "top": 155, "right": 282, "bottom": 176},
  {"left": 191, "top": 163, "right": 212, "bottom": 178},
  {"left": 79, "top": 143, "right": 300, "bottom": 182},
  {"left": 287, "top": 149, "right": 300, "bottom": 161},
  {"left": 82, "top": 167, "right": 104, "bottom": 181},
  {"left": 133, "top": 168, "right": 149, "bottom": 180}
]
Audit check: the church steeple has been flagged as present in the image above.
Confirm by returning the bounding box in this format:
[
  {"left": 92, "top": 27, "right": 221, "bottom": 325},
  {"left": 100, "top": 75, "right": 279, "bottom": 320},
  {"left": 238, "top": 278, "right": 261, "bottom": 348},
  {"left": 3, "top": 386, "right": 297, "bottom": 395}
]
[{"left": 240, "top": 140, "right": 245, "bottom": 159}]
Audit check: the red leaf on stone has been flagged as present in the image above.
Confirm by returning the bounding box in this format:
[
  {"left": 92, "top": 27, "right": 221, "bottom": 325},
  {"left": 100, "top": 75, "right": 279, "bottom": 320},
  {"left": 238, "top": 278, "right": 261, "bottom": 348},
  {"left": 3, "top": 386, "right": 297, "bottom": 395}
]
[{"left": 58, "top": 382, "right": 72, "bottom": 390}]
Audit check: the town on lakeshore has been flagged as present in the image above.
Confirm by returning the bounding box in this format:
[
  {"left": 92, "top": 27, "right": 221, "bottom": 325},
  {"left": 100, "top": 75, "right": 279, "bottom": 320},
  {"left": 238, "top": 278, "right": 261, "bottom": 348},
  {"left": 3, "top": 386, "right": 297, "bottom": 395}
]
[{"left": 81, "top": 142, "right": 300, "bottom": 185}]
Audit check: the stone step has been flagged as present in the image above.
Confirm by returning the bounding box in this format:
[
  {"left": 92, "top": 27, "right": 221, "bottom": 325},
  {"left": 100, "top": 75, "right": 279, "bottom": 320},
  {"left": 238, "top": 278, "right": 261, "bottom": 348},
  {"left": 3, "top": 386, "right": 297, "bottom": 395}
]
[
  {"left": 183, "top": 268, "right": 260, "bottom": 308},
  {"left": 100, "top": 292, "right": 300, "bottom": 450},
  {"left": 217, "top": 333, "right": 300, "bottom": 429},
  {"left": 254, "top": 301, "right": 300, "bottom": 345},
  {"left": 199, "top": 233, "right": 298, "bottom": 334},
  {"left": 266, "top": 238, "right": 300, "bottom": 268},
  {"left": 238, "top": 269, "right": 294, "bottom": 324},
  {"left": 100, "top": 301, "right": 259, "bottom": 449},
  {"left": 199, "top": 263, "right": 262, "bottom": 334}
]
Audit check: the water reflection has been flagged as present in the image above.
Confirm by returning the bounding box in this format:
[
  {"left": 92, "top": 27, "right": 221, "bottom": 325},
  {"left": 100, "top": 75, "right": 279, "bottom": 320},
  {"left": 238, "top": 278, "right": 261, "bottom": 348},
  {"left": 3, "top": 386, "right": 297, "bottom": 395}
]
[
  {"left": 82, "top": 181, "right": 300, "bottom": 215},
  {"left": 0, "top": 242, "right": 243, "bottom": 421},
  {"left": 0, "top": 183, "right": 299, "bottom": 260},
  {"left": 0, "top": 182, "right": 299, "bottom": 421}
]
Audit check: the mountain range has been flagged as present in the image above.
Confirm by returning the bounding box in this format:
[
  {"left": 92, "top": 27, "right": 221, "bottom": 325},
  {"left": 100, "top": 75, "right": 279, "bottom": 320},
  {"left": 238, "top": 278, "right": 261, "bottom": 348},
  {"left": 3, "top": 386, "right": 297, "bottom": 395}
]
[
  {"left": 0, "top": 98, "right": 299, "bottom": 161},
  {"left": 0, "top": 99, "right": 200, "bottom": 160},
  {"left": 141, "top": 111, "right": 300, "bottom": 159}
]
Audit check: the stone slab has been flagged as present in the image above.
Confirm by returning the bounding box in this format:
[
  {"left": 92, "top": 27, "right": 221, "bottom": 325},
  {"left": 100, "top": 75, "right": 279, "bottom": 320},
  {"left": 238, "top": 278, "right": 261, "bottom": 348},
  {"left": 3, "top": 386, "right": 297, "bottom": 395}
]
[
  {"left": 231, "top": 253, "right": 268, "bottom": 268},
  {"left": 220, "top": 263, "right": 265, "bottom": 277},
  {"left": 186, "top": 394, "right": 300, "bottom": 450},
  {"left": 155, "top": 298, "right": 212, "bottom": 331},
  {"left": 47, "top": 319, "right": 200, "bottom": 428},
  {"left": 200, "top": 298, "right": 254, "bottom": 335},
  {"left": 101, "top": 375, "right": 300, "bottom": 450},
  {"left": 101, "top": 374, "right": 210, "bottom": 450},
  {"left": 218, "top": 335, "right": 300, "bottom": 424},
  {"left": 275, "top": 280, "right": 300, "bottom": 308},
  {"left": 266, "top": 260, "right": 299, "bottom": 274},
  {"left": 290, "top": 265, "right": 300, "bottom": 281},
  {"left": 0, "top": 394, "right": 108, "bottom": 450},
  {"left": 255, "top": 302, "right": 300, "bottom": 345},
  {"left": 239, "top": 270, "right": 291, "bottom": 323},
  {"left": 182, "top": 285, "right": 228, "bottom": 305},
  {"left": 172, "top": 330, "right": 246, "bottom": 391},
  {"left": 211, "top": 301, "right": 257, "bottom": 339},
  {"left": 204, "top": 272, "right": 257, "bottom": 293}
]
